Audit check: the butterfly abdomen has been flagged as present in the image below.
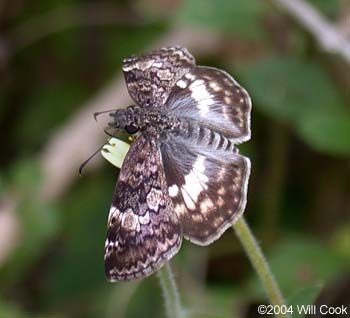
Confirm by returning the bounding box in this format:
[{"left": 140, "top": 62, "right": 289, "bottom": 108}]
[{"left": 171, "top": 119, "right": 235, "bottom": 152}]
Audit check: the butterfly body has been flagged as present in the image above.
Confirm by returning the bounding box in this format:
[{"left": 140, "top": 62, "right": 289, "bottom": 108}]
[
  {"left": 109, "top": 106, "right": 180, "bottom": 138},
  {"left": 104, "top": 46, "right": 251, "bottom": 281}
]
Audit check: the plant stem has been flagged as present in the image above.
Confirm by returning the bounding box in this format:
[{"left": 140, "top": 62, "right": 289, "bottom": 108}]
[
  {"left": 157, "top": 263, "right": 182, "bottom": 318},
  {"left": 233, "top": 216, "right": 287, "bottom": 317}
]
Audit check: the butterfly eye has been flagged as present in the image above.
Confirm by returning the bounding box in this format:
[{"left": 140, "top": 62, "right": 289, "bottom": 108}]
[{"left": 125, "top": 124, "right": 139, "bottom": 134}]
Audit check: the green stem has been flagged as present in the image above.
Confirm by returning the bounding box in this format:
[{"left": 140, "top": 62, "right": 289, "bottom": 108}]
[
  {"left": 157, "top": 263, "right": 182, "bottom": 318},
  {"left": 233, "top": 217, "right": 287, "bottom": 317}
]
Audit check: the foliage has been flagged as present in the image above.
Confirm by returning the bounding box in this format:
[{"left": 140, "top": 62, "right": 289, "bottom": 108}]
[{"left": 238, "top": 56, "right": 350, "bottom": 156}]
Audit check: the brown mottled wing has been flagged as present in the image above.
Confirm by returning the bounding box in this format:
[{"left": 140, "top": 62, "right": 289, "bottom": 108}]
[
  {"left": 104, "top": 135, "right": 182, "bottom": 281},
  {"left": 122, "top": 46, "right": 196, "bottom": 108},
  {"left": 160, "top": 138, "right": 250, "bottom": 246}
]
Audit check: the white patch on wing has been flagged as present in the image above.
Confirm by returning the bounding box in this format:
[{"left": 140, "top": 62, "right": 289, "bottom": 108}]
[
  {"left": 168, "top": 184, "right": 179, "bottom": 197},
  {"left": 121, "top": 208, "right": 140, "bottom": 232},
  {"left": 213, "top": 85, "right": 222, "bottom": 92},
  {"left": 104, "top": 239, "right": 116, "bottom": 259},
  {"left": 176, "top": 79, "right": 187, "bottom": 88},
  {"left": 108, "top": 206, "right": 117, "bottom": 217},
  {"left": 175, "top": 203, "right": 186, "bottom": 216},
  {"left": 136, "top": 59, "right": 153, "bottom": 71},
  {"left": 224, "top": 89, "right": 232, "bottom": 96},
  {"left": 209, "top": 80, "right": 223, "bottom": 92},
  {"left": 224, "top": 78, "right": 233, "bottom": 86},
  {"left": 139, "top": 212, "right": 150, "bottom": 225},
  {"left": 185, "top": 73, "right": 195, "bottom": 80},
  {"left": 181, "top": 157, "right": 208, "bottom": 210},
  {"left": 190, "top": 82, "right": 213, "bottom": 115},
  {"left": 146, "top": 188, "right": 163, "bottom": 211},
  {"left": 189, "top": 79, "right": 204, "bottom": 88},
  {"left": 200, "top": 198, "right": 214, "bottom": 214},
  {"left": 217, "top": 196, "right": 225, "bottom": 207},
  {"left": 218, "top": 186, "right": 226, "bottom": 195},
  {"left": 192, "top": 214, "right": 203, "bottom": 222},
  {"left": 152, "top": 61, "right": 163, "bottom": 68},
  {"left": 224, "top": 96, "right": 232, "bottom": 104},
  {"left": 209, "top": 82, "right": 218, "bottom": 89},
  {"left": 181, "top": 189, "right": 196, "bottom": 210}
]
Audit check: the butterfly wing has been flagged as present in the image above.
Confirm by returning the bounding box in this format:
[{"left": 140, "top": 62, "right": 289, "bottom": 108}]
[
  {"left": 123, "top": 46, "right": 195, "bottom": 108},
  {"left": 160, "top": 138, "right": 250, "bottom": 246},
  {"left": 157, "top": 65, "right": 251, "bottom": 244},
  {"left": 164, "top": 66, "right": 251, "bottom": 143},
  {"left": 104, "top": 135, "right": 182, "bottom": 281}
]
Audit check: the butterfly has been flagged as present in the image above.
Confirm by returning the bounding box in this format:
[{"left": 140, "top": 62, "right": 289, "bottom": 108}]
[{"left": 103, "top": 46, "right": 251, "bottom": 281}]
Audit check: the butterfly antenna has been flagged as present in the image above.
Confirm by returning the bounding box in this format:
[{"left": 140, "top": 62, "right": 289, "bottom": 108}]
[
  {"left": 79, "top": 140, "right": 111, "bottom": 176},
  {"left": 93, "top": 109, "right": 118, "bottom": 121}
]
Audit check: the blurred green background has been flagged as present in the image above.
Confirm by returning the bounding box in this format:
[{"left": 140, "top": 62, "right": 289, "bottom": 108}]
[{"left": 0, "top": 0, "right": 349, "bottom": 317}]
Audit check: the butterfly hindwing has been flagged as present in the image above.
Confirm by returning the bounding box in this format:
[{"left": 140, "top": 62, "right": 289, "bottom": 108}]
[
  {"left": 104, "top": 135, "right": 182, "bottom": 281},
  {"left": 160, "top": 137, "right": 250, "bottom": 245},
  {"left": 164, "top": 66, "right": 251, "bottom": 143},
  {"left": 123, "top": 46, "right": 196, "bottom": 108}
]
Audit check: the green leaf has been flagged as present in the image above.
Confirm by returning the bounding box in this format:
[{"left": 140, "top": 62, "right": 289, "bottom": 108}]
[
  {"left": 238, "top": 56, "right": 349, "bottom": 156},
  {"left": 176, "top": 0, "right": 266, "bottom": 39},
  {"left": 297, "top": 110, "right": 350, "bottom": 156}
]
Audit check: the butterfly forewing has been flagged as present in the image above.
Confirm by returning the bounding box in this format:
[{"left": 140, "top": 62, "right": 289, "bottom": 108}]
[
  {"left": 104, "top": 135, "right": 182, "bottom": 281},
  {"left": 164, "top": 66, "right": 251, "bottom": 143},
  {"left": 122, "top": 46, "right": 195, "bottom": 108}
]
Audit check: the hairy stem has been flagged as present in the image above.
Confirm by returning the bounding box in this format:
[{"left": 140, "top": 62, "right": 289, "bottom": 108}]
[
  {"left": 233, "top": 217, "right": 287, "bottom": 317},
  {"left": 157, "top": 263, "right": 182, "bottom": 318}
]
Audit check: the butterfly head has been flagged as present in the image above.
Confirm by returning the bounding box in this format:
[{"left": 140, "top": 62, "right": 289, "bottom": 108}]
[{"left": 108, "top": 105, "right": 141, "bottom": 135}]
